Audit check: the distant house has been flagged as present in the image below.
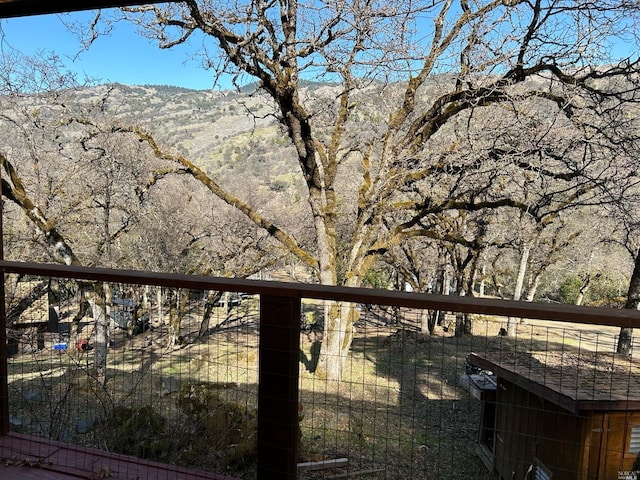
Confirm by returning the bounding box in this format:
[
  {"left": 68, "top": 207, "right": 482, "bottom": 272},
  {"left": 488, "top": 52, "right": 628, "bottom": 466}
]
[{"left": 467, "top": 350, "right": 640, "bottom": 480}]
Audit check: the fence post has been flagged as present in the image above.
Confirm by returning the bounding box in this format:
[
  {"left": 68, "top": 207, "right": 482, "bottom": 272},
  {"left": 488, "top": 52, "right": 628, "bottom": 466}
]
[
  {"left": 0, "top": 167, "right": 8, "bottom": 436},
  {"left": 257, "top": 294, "right": 301, "bottom": 480}
]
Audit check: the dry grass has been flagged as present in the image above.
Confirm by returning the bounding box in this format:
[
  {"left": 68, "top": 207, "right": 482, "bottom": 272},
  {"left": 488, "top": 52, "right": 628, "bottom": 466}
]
[{"left": 5, "top": 303, "right": 629, "bottom": 479}]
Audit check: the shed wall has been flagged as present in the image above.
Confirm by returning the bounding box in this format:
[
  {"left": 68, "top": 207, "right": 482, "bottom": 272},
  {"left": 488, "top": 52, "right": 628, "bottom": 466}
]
[
  {"left": 587, "top": 411, "right": 640, "bottom": 480},
  {"left": 493, "top": 379, "right": 640, "bottom": 480},
  {"left": 494, "top": 378, "right": 588, "bottom": 480}
]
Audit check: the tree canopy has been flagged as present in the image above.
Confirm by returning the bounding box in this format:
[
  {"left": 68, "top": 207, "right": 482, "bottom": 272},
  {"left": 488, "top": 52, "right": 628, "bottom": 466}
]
[{"left": 3, "top": 1, "right": 640, "bottom": 380}]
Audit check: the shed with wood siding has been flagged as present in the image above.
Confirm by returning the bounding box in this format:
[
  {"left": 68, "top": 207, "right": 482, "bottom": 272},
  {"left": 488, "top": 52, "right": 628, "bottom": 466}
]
[{"left": 468, "top": 351, "right": 640, "bottom": 480}]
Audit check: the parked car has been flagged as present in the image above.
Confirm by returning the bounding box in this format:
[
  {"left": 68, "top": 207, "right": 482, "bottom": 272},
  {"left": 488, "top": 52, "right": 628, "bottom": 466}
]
[
  {"left": 214, "top": 292, "right": 243, "bottom": 309},
  {"left": 110, "top": 294, "right": 149, "bottom": 335}
]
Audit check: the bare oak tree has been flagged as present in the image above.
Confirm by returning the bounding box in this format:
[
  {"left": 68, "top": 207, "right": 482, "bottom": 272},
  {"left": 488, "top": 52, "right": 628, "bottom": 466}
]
[{"left": 77, "top": 0, "right": 640, "bottom": 379}]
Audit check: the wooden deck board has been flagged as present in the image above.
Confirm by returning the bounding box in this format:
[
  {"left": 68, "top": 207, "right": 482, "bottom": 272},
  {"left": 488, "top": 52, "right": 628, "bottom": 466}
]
[
  {"left": 469, "top": 351, "right": 640, "bottom": 413},
  {"left": 2, "top": 464, "right": 75, "bottom": 480},
  {"left": 0, "top": 433, "right": 239, "bottom": 480}
]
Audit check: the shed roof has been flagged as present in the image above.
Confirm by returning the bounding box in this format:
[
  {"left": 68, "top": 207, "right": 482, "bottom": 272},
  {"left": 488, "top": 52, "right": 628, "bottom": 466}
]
[{"left": 468, "top": 350, "right": 640, "bottom": 414}]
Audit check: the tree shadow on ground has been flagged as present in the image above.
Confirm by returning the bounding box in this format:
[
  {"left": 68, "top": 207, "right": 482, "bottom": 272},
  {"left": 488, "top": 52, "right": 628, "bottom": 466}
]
[{"left": 345, "top": 312, "right": 623, "bottom": 479}]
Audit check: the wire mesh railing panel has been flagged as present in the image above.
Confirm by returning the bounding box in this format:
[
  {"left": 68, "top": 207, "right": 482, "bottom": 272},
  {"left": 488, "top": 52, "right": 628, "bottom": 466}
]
[
  {"left": 6, "top": 270, "right": 640, "bottom": 480},
  {"left": 298, "top": 305, "right": 493, "bottom": 480},
  {"left": 298, "top": 305, "right": 640, "bottom": 480},
  {"left": 4, "top": 276, "right": 259, "bottom": 479}
]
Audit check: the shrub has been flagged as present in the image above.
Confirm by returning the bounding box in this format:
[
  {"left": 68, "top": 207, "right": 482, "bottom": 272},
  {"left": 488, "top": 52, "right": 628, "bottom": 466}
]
[
  {"left": 100, "top": 405, "right": 170, "bottom": 460},
  {"left": 176, "top": 382, "right": 256, "bottom": 468}
]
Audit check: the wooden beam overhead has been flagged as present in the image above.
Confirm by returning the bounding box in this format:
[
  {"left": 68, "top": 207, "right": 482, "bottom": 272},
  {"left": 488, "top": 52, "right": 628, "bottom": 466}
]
[{"left": 0, "top": 0, "right": 172, "bottom": 18}]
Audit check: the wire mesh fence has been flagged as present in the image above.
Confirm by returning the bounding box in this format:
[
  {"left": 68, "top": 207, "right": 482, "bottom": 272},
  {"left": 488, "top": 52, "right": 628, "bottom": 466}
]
[
  {"left": 4, "top": 277, "right": 260, "bottom": 479},
  {"left": 3, "top": 273, "right": 640, "bottom": 480},
  {"left": 297, "top": 306, "right": 640, "bottom": 480}
]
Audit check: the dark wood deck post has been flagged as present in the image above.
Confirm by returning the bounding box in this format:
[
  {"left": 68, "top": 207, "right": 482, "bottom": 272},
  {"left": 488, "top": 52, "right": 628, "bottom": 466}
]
[
  {"left": 0, "top": 164, "right": 8, "bottom": 435},
  {"left": 257, "top": 294, "right": 301, "bottom": 480}
]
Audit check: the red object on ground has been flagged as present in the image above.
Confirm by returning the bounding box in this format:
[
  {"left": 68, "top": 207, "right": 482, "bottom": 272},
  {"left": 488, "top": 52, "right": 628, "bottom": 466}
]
[{"left": 76, "top": 339, "right": 90, "bottom": 352}]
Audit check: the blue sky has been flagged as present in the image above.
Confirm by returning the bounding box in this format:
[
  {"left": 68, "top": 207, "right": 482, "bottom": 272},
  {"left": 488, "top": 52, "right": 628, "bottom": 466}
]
[
  {"left": 0, "top": 10, "right": 222, "bottom": 90},
  {"left": 1, "top": 7, "right": 637, "bottom": 92}
]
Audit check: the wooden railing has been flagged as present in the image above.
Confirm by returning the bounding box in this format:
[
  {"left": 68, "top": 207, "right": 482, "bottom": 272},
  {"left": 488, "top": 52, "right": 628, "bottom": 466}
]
[{"left": 2, "top": 260, "right": 640, "bottom": 479}]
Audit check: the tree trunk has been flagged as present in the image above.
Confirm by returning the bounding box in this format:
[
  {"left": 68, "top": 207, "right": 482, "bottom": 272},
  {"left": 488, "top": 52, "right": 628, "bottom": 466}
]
[
  {"left": 478, "top": 265, "right": 487, "bottom": 298},
  {"left": 167, "top": 288, "right": 180, "bottom": 347},
  {"left": 420, "top": 310, "right": 427, "bottom": 334},
  {"left": 507, "top": 244, "right": 530, "bottom": 337},
  {"left": 454, "top": 311, "right": 466, "bottom": 337},
  {"left": 437, "top": 253, "right": 450, "bottom": 327},
  {"left": 142, "top": 286, "right": 150, "bottom": 314},
  {"left": 575, "top": 273, "right": 591, "bottom": 306},
  {"left": 617, "top": 248, "right": 640, "bottom": 355},
  {"left": 525, "top": 271, "right": 542, "bottom": 302},
  {"left": 198, "top": 290, "right": 223, "bottom": 337},
  {"left": 421, "top": 310, "right": 438, "bottom": 335},
  {"left": 619, "top": 327, "right": 633, "bottom": 355},
  {"left": 318, "top": 301, "right": 358, "bottom": 382},
  {"left": 89, "top": 284, "right": 109, "bottom": 385},
  {"left": 428, "top": 310, "right": 438, "bottom": 335},
  {"left": 454, "top": 291, "right": 472, "bottom": 337},
  {"left": 313, "top": 204, "right": 344, "bottom": 380},
  {"left": 156, "top": 287, "right": 165, "bottom": 326}
]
